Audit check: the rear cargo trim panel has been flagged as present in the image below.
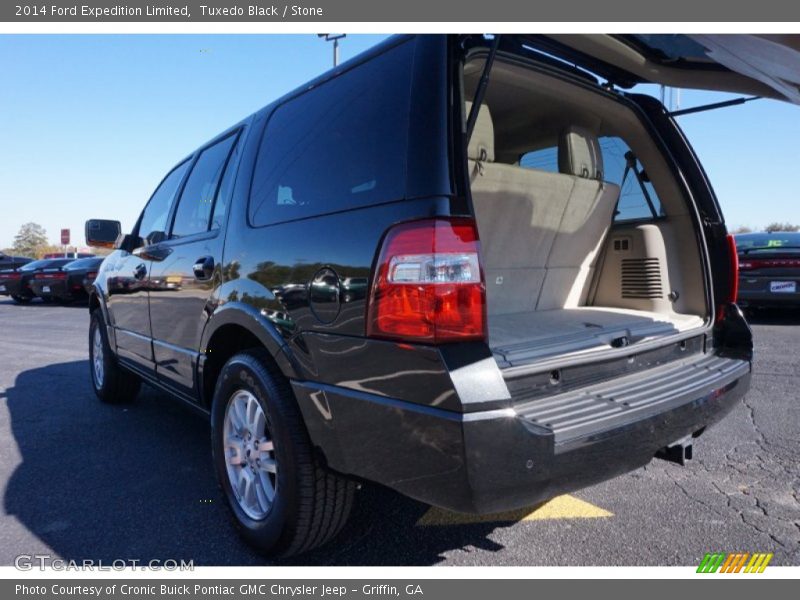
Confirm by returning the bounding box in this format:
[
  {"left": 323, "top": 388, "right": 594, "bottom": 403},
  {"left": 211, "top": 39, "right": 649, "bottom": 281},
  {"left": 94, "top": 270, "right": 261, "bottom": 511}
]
[{"left": 515, "top": 354, "right": 749, "bottom": 447}]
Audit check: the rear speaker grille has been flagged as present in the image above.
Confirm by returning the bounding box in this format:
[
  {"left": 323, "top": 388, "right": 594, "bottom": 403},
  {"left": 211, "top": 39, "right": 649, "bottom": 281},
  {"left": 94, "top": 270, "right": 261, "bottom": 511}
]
[{"left": 621, "top": 258, "right": 663, "bottom": 299}]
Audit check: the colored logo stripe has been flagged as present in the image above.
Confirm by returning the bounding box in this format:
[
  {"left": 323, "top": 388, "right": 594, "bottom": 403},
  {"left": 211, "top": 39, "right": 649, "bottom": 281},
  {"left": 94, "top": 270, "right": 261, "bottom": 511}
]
[
  {"left": 697, "top": 553, "right": 726, "bottom": 573},
  {"left": 697, "top": 552, "right": 773, "bottom": 573},
  {"left": 745, "top": 553, "right": 773, "bottom": 573}
]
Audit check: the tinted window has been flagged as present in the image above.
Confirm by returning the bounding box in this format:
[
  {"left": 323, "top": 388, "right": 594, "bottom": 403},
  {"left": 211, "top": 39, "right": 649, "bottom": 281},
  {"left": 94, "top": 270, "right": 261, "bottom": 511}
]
[
  {"left": 735, "top": 232, "right": 800, "bottom": 251},
  {"left": 138, "top": 160, "right": 190, "bottom": 243},
  {"left": 19, "top": 259, "right": 50, "bottom": 271},
  {"left": 65, "top": 258, "right": 103, "bottom": 270},
  {"left": 249, "top": 41, "right": 414, "bottom": 227},
  {"left": 519, "top": 146, "right": 559, "bottom": 172},
  {"left": 211, "top": 134, "right": 242, "bottom": 231},
  {"left": 600, "top": 136, "right": 663, "bottom": 222},
  {"left": 172, "top": 133, "right": 239, "bottom": 238}
]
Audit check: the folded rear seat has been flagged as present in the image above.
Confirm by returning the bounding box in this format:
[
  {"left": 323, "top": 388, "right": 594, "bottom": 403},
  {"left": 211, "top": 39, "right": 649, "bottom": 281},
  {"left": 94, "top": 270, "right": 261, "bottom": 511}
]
[
  {"left": 537, "top": 127, "right": 621, "bottom": 310},
  {"left": 467, "top": 104, "right": 573, "bottom": 316}
]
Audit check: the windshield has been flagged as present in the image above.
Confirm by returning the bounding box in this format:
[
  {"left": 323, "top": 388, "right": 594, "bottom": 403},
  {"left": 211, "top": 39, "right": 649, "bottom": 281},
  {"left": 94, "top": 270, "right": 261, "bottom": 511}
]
[
  {"left": 65, "top": 258, "right": 102, "bottom": 270},
  {"left": 19, "top": 259, "right": 51, "bottom": 271},
  {"left": 735, "top": 232, "right": 800, "bottom": 252}
]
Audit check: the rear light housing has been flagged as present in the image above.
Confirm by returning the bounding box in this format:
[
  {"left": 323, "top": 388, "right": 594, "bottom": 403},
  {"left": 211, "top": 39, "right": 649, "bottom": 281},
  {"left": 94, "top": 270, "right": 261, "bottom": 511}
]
[
  {"left": 6, "top": 272, "right": 21, "bottom": 280},
  {"left": 86, "top": 271, "right": 98, "bottom": 280},
  {"left": 717, "top": 234, "right": 739, "bottom": 322},
  {"left": 738, "top": 258, "right": 800, "bottom": 270},
  {"left": 35, "top": 272, "right": 66, "bottom": 280},
  {"left": 367, "top": 218, "right": 486, "bottom": 344}
]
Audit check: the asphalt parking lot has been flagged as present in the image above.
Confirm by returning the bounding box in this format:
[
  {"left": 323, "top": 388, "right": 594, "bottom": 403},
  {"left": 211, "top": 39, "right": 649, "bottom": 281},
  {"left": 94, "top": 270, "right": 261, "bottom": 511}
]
[{"left": 0, "top": 298, "right": 798, "bottom": 567}]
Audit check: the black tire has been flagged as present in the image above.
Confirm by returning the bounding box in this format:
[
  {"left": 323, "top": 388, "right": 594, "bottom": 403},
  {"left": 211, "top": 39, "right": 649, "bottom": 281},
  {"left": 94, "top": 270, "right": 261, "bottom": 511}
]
[
  {"left": 89, "top": 309, "right": 141, "bottom": 404},
  {"left": 211, "top": 349, "right": 355, "bottom": 557},
  {"left": 11, "top": 295, "right": 31, "bottom": 304}
]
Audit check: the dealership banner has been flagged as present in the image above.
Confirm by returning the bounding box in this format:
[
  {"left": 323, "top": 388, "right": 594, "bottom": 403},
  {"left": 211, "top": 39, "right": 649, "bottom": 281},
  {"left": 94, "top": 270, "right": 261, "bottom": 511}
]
[
  {"left": 3, "top": 0, "right": 800, "bottom": 21},
  {"left": 5, "top": 579, "right": 799, "bottom": 599}
]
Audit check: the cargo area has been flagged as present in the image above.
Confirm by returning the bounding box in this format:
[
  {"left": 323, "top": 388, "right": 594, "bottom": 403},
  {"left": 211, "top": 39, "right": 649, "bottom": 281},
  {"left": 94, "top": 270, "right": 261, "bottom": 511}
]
[{"left": 464, "top": 57, "right": 709, "bottom": 368}]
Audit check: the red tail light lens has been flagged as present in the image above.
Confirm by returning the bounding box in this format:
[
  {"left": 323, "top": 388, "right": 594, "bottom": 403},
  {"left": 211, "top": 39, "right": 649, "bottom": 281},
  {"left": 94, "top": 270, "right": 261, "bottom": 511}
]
[
  {"left": 35, "top": 272, "right": 66, "bottom": 280},
  {"left": 367, "top": 218, "right": 486, "bottom": 344},
  {"left": 6, "top": 273, "right": 21, "bottom": 280},
  {"left": 727, "top": 234, "right": 739, "bottom": 305},
  {"left": 717, "top": 234, "right": 739, "bottom": 321},
  {"left": 86, "top": 271, "right": 98, "bottom": 280}
]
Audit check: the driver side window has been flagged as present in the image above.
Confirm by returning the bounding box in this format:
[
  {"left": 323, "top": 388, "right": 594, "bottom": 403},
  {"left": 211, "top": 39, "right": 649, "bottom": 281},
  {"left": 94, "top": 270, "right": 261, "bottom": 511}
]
[{"left": 137, "top": 160, "right": 190, "bottom": 245}]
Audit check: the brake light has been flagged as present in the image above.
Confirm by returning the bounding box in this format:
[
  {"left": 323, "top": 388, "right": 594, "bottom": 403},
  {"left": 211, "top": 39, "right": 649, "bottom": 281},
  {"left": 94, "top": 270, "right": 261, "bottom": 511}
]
[
  {"left": 367, "top": 218, "right": 486, "bottom": 344},
  {"left": 738, "top": 258, "right": 800, "bottom": 270},
  {"left": 717, "top": 234, "right": 739, "bottom": 321},
  {"left": 6, "top": 273, "right": 21, "bottom": 280},
  {"left": 86, "top": 271, "right": 98, "bottom": 280},
  {"left": 35, "top": 272, "right": 66, "bottom": 279}
]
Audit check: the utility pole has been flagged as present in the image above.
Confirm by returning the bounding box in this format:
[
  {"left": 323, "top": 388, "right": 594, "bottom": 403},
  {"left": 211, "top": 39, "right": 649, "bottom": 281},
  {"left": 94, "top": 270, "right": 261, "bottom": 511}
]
[{"left": 317, "top": 34, "right": 346, "bottom": 67}]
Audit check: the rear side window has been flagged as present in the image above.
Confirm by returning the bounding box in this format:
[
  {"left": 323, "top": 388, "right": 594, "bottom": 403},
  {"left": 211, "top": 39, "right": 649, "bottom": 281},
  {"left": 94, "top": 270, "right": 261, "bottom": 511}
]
[
  {"left": 138, "top": 160, "right": 190, "bottom": 244},
  {"left": 519, "top": 146, "right": 559, "bottom": 172},
  {"left": 171, "top": 132, "right": 239, "bottom": 238},
  {"left": 599, "top": 136, "right": 664, "bottom": 222},
  {"left": 211, "top": 134, "right": 243, "bottom": 231},
  {"left": 249, "top": 40, "right": 414, "bottom": 227},
  {"left": 520, "top": 137, "right": 665, "bottom": 223}
]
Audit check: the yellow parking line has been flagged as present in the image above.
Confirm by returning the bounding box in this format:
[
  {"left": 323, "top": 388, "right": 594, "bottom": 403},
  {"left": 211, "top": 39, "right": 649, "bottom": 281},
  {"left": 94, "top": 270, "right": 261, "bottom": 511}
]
[{"left": 416, "top": 494, "right": 612, "bottom": 526}]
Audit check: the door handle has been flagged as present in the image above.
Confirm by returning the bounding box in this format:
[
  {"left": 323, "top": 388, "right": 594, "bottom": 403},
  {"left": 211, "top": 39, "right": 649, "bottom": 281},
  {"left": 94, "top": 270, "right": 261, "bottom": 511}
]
[
  {"left": 193, "top": 256, "right": 215, "bottom": 280},
  {"left": 133, "top": 263, "right": 147, "bottom": 280}
]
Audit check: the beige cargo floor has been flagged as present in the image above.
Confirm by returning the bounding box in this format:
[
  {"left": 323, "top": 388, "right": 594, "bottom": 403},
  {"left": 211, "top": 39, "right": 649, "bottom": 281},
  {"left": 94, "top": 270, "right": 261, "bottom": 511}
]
[{"left": 489, "top": 307, "right": 704, "bottom": 367}]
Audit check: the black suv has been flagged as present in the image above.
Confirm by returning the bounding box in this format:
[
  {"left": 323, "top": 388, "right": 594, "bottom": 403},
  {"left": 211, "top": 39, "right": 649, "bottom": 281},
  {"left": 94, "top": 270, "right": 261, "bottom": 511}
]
[{"left": 85, "top": 35, "right": 779, "bottom": 557}]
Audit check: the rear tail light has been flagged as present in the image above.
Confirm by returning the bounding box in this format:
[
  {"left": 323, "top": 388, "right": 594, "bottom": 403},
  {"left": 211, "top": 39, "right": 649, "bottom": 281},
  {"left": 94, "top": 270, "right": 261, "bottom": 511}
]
[
  {"left": 738, "top": 258, "right": 800, "bottom": 270},
  {"left": 35, "top": 272, "right": 66, "bottom": 279},
  {"left": 86, "top": 271, "right": 98, "bottom": 280},
  {"left": 367, "top": 218, "right": 486, "bottom": 344},
  {"left": 717, "top": 234, "right": 739, "bottom": 322},
  {"left": 6, "top": 273, "right": 21, "bottom": 280}
]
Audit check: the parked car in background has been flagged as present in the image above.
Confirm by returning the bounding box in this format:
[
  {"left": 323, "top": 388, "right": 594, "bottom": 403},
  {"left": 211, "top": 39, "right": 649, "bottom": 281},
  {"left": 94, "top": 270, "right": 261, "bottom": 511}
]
[
  {"left": 41, "top": 252, "right": 95, "bottom": 259},
  {"left": 29, "top": 257, "right": 103, "bottom": 304},
  {"left": 736, "top": 232, "right": 800, "bottom": 310},
  {"left": 0, "top": 258, "right": 76, "bottom": 303},
  {"left": 0, "top": 252, "right": 32, "bottom": 271}
]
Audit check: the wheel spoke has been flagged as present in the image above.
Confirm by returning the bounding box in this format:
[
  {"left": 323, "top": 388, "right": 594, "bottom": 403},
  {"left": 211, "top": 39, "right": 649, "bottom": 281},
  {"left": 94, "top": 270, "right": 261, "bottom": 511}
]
[
  {"left": 247, "top": 396, "right": 259, "bottom": 431},
  {"left": 230, "top": 395, "right": 247, "bottom": 431},
  {"left": 226, "top": 441, "right": 245, "bottom": 465},
  {"left": 256, "top": 438, "right": 274, "bottom": 452},
  {"left": 240, "top": 469, "right": 255, "bottom": 506},
  {"left": 254, "top": 475, "right": 270, "bottom": 512},
  {"left": 257, "top": 471, "right": 275, "bottom": 503},
  {"left": 258, "top": 457, "right": 277, "bottom": 474},
  {"left": 253, "top": 409, "right": 266, "bottom": 438}
]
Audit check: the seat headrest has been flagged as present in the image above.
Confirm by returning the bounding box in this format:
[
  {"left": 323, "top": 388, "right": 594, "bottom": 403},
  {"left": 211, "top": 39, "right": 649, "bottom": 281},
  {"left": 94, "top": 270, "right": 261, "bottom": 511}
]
[
  {"left": 558, "top": 127, "right": 603, "bottom": 180},
  {"left": 466, "top": 102, "right": 495, "bottom": 163}
]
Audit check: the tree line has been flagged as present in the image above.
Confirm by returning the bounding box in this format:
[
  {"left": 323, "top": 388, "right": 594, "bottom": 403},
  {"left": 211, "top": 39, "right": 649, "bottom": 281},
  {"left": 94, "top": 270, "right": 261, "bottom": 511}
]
[
  {"left": 731, "top": 222, "right": 800, "bottom": 234},
  {"left": 1, "top": 222, "right": 111, "bottom": 258}
]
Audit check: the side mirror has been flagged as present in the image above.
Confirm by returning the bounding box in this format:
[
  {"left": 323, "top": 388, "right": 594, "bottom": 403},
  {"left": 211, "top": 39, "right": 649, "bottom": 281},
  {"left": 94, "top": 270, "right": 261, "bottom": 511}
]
[
  {"left": 85, "top": 219, "right": 122, "bottom": 248},
  {"left": 115, "top": 233, "right": 142, "bottom": 253}
]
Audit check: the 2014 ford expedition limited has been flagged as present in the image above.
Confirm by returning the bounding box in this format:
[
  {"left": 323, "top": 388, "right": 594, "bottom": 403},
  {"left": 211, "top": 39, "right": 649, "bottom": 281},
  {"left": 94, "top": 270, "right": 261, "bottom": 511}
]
[{"left": 83, "top": 34, "right": 796, "bottom": 557}]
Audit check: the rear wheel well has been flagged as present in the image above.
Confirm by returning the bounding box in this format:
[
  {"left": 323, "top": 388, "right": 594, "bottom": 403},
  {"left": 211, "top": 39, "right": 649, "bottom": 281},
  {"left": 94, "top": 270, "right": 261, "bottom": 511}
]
[
  {"left": 89, "top": 293, "right": 100, "bottom": 314},
  {"left": 202, "top": 325, "right": 276, "bottom": 408}
]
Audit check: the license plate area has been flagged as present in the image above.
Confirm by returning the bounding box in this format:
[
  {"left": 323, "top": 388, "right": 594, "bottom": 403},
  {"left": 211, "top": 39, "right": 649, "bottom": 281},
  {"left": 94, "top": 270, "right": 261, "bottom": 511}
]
[{"left": 770, "top": 281, "right": 796, "bottom": 293}]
